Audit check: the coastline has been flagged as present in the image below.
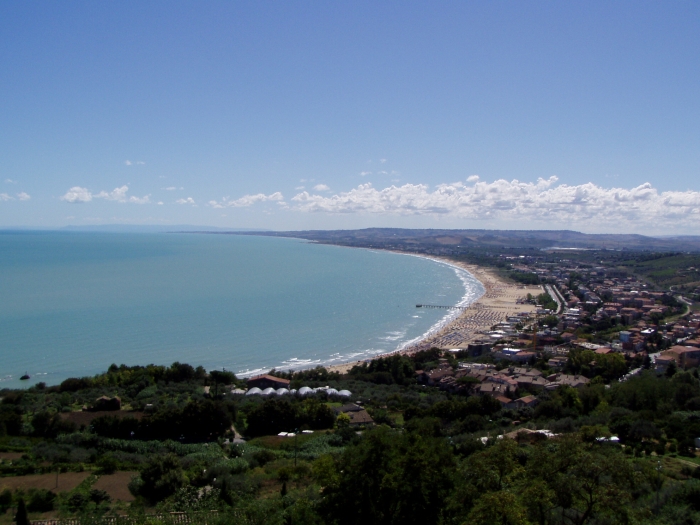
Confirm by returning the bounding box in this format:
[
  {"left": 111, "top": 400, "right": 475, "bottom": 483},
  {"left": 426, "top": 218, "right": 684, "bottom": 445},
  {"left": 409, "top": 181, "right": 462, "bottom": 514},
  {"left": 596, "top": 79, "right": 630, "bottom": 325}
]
[{"left": 325, "top": 255, "right": 542, "bottom": 374}]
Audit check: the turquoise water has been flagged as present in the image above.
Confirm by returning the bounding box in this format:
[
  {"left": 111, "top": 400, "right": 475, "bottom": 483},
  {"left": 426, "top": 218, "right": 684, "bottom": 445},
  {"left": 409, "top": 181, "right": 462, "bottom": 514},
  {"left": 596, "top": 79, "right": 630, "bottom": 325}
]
[{"left": 0, "top": 232, "right": 483, "bottom": 389}]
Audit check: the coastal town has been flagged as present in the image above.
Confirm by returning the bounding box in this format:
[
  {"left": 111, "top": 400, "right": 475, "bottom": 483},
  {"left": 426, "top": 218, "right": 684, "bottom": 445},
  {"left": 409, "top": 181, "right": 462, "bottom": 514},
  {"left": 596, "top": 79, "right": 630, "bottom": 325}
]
[{"left": 397, "top": 250, "right": 700, "bottom": 412}]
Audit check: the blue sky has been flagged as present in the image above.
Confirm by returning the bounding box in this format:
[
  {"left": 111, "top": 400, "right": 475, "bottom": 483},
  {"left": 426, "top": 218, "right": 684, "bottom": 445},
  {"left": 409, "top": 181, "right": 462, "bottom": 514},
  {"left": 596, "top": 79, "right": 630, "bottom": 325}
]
[{"left": 1, "top": 1, "right": 699, "bottom": 233}]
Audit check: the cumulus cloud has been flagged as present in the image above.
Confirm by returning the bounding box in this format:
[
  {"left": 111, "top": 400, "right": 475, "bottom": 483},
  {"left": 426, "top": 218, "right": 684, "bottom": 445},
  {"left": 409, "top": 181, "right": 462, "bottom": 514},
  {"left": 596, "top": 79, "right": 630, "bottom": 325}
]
[
  {"left": 61, "top": 187, "right": 93, "bottom": 203},
  {"left": 360, "top": 171, "right": 372, "bottom": 177},
  {"left": 288, "top": 177, "right": 700, "bottom": 230},
  {"left": 313, "top": 184, "right": 330, "bottom": 192},
  {"left": 0, "top": 192, "right": 31, "bottom": 201},
  {"left": 125, "top": 160, "right": 132, "bottom": 166},
  {"left": 5, "top": 179, "right": 17, "bottom": 184},
  {"left": 208, "top": 192, "right": 284, "bottom": 208},
  {"left": 176, "top": 197, "right": 196, "bottom": 205},
  {"left": 61, "top": 185, "right": 150, "bottom": 204}
]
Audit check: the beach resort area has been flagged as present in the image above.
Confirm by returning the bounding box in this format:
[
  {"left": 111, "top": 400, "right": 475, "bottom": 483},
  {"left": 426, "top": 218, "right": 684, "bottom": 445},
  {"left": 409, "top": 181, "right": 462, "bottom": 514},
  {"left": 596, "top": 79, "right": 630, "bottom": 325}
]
[{"left": 327, "top": 260, "right": 541, "bottom": 374}]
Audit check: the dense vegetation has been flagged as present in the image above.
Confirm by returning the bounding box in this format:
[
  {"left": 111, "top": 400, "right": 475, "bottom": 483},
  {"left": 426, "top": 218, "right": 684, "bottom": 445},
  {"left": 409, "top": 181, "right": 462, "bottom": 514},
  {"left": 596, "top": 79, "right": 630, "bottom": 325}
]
[{"left": 3, "top": 352, "right": 700, "bottom": 524}]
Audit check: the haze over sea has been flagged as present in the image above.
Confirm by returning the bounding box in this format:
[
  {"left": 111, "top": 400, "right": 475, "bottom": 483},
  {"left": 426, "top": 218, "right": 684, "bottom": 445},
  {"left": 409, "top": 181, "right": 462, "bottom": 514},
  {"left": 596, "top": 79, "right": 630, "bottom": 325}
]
[{"left": 0, "top": 232, "right": 483, "bottom": 389}]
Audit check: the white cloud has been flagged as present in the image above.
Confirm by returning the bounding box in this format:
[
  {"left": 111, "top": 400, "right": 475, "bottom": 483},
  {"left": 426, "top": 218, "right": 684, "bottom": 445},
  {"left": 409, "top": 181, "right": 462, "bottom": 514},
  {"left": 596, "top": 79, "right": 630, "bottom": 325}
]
[
  {"left": 295, "top": 186, "right": 305, "bottom": 190},
  {"left": 0, "top": 193, "right": 12, "bottom": 201},
  {"left": 124, "top": 160, "right": 132, "bottom": 166},
  {"left": 313, "top": 184, "right": 330, "bottom": 192},
  {"left": 380, "top": 159, "right": 387, "bottom": 164},
  {"left": 360, "top": 171, "right": 372, "bottom": 177},
  {"left": 136, "top": 161, "right": 145, "bottom": 165},
  {"left": 5, "top": 179, "right": 17, "bottom": 184},
  {"left": 17, "top": 192, "right": 30, "bottom": 201},
  {"left": 61, "top": 185, "right": 149, "bottom": 204},
  {"left": 128, "top": 195, "right": 151, "bottom": 204},
  {"left": 378, "top": 171, "right": 388, "bottom": 175},
  {"left": 467, "top": 175, "right": 480, "bottom": 182},
  {"left": 164, "top": 186, "right": 183, "bottom": 191},
  {"left": 157, "top": 201, "right": 164, "bottom": 205},
  {"left": 208, "top": 192, "right": 285, "bottom": 208},
  {"left": 288, "top": 177, "right": 700, "bottom": 231},
  {"left": 96, "top": 185, "right": 129, "bottom": 202},
  {"left": 61, "top": 186, "right": 93, "bottom": 203},
  {"left": 125, "top": 160, "right": 145, "bottom": 166},
  {"left": 176, "top": 197, "right": 196, "bottom": 205}
]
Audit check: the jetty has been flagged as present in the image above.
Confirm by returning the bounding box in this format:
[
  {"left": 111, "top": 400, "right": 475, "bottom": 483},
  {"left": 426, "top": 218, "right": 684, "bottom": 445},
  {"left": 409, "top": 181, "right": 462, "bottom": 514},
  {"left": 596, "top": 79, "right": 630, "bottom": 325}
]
[{"left": 416, "top": 304, "right": 474, "bottom": 310}]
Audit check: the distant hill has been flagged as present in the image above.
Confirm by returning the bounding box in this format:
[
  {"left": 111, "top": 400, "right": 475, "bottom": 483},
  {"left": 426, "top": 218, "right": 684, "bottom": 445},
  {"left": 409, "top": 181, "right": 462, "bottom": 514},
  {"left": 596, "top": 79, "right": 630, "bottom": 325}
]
[{"left": 220, "top": 228, "right": 700, "bottom": 252}]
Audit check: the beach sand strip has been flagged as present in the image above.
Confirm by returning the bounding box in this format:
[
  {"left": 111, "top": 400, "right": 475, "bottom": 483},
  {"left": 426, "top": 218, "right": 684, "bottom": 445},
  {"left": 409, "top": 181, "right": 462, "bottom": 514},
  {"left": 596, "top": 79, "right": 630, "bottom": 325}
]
[{"left": 325, "top": 258, "right": 542, "bottom": 374}]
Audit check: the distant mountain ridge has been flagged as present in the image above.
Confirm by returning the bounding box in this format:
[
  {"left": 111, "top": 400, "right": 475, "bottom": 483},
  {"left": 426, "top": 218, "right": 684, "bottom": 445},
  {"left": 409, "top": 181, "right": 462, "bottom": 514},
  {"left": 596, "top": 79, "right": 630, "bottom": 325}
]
[{"left": 222, "top": 228, "right": 700, "bottom": 252}]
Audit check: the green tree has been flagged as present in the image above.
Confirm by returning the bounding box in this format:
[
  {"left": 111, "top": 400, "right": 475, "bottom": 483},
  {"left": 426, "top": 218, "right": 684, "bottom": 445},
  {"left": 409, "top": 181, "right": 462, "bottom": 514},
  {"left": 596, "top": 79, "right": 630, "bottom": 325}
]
[
  {"left": 319, "top": 426, "right": 455, "bottom": 525},
  {"left": 130, "top": 454, "right": 187, "bottom": 503},
  {"left": 467, "top": 491, "right": 530, "bottom": 525},
  {"left": 15, "top": 498, "right": 30, "bottom": 525}
]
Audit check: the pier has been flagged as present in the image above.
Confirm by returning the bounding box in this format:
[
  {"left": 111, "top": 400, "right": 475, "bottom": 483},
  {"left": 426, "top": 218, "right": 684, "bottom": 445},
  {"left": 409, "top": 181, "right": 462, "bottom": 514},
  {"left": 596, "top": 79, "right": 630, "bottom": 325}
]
[{"left": 416, "top": 304, "right": 474, "bottom": 310}]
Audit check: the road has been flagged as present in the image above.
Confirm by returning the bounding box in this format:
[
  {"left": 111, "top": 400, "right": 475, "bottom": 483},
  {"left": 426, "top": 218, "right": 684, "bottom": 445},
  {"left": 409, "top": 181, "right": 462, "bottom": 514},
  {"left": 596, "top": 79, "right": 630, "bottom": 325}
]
[
  {"left": 620, "top": 352, "right": 660, "bottom": 382},
  {"left": 545, "top": 284, "right": 564, "bottom": 314}
]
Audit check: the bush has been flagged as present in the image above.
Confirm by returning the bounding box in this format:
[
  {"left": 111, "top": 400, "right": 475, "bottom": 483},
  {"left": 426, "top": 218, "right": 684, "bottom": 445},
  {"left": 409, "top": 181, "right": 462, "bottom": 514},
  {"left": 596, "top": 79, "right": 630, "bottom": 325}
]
[
  {"left": 27, "top": 489, "right": 56, "bottom": 512},
  {"left": 97, "top": 454, "right": 118, "bottom": 474},
  {"left": 131, "top": 454, "right": 186, "bottom": 503},
  {"left": 89, "top": 489, "right": 111, "bottom": 505},
  {"left": 0, "top": 488, "right": 12, "bottom": 512}
]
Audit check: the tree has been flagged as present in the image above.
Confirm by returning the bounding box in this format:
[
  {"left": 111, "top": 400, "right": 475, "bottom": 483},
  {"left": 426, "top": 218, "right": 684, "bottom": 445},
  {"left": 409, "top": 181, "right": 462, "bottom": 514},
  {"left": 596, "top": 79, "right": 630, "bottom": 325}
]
[
  {"left": 467, "top": 491, "right": 530, "bottom": 525},
  {"left": 131, "top": 454, "right": 186, "bottom": 503},
  {"left": 541, "top": 315, "right": 559, "bottom": 329},
  {"left": 15, "top": 498, "right": 30, "bottom": 525},
  {"left": 666, "top": 360, "right": 677, "bottom": 377},
  {"left": 318, "top": 426, "right": 455, "bottom": 525}
]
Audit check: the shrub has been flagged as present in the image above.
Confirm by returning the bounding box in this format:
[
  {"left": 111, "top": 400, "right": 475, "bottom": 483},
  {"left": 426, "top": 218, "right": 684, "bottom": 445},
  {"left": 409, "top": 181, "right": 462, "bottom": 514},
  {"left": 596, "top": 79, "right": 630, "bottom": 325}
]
[{"left": 27, "top": 489, "right": 56, "bottom": 512}]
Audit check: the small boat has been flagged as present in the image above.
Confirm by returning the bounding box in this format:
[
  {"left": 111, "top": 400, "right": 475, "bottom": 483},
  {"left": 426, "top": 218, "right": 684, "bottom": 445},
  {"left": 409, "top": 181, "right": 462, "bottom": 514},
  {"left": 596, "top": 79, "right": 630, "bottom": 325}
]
[{"left": 20, "top": 372, "right": 30, "bottom": 380}]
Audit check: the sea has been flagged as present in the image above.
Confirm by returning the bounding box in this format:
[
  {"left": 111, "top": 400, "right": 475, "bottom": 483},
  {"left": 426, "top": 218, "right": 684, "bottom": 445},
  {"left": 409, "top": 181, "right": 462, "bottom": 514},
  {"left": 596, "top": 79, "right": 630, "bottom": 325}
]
[{"left": 0, "top": 231, "right": 484, "bottom": 389}]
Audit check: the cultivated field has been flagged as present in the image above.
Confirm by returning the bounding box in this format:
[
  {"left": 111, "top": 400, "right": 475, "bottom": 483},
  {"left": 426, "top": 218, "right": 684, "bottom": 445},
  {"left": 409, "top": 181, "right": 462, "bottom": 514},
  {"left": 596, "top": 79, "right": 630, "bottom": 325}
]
[
  {"left": 92, "top": 471, "right": 137, "bottom": 502},
  {"left": 0, "top": 472, "right": 90, "bottom": 492}
]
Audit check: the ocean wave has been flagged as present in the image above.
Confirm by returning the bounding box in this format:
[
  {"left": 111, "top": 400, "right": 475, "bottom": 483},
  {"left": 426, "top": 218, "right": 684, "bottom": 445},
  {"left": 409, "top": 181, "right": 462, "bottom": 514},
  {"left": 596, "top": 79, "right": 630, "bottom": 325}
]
[
  {"left": 234, "top": 252, "right": 485, "bottom": 377},
  {"left": 392, "top": 254, "right": 485, "bottom": 352}
]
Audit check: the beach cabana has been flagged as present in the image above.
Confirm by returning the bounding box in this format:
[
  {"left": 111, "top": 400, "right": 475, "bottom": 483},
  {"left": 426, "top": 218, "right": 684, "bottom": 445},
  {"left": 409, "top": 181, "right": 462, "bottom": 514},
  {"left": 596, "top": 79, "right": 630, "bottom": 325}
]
[
  {"left": 298, "top": 386, "right": 313, "bottom": 396},
  {"left": 276, "top": 388, "right": 290, "bottom": 395},
  {"left": 245, "top": 387, "right": 262, "bottom": 396},
  {"left": 261, "top": 387, "right": 277, "bottom": 396}
]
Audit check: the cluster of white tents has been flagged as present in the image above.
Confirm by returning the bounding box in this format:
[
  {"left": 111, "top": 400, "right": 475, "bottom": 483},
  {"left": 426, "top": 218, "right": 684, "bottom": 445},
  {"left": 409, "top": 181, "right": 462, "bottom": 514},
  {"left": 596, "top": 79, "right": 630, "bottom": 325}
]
[{"left": 244, "top": 386, "right": 351, "bottom": 397}]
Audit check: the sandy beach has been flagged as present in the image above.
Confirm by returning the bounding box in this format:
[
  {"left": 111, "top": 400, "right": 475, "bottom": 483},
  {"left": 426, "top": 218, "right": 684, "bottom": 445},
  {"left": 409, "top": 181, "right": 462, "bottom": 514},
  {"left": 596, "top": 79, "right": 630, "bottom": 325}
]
[{"left": 326, "top": 256, "right": 542, "bottom": 374}]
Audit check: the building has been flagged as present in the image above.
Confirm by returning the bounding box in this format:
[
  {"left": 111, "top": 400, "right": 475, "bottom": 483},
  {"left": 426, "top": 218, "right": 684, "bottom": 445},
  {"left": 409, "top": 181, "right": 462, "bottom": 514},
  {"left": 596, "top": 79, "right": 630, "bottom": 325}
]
[
  {"left": 662, "top": 346, "right": 700, "bottom": 368},
  {"left": 246, "top": 374, "right": 291, "bottom": 390},
  {"left": 335, "top": 403, "right": 374, "bottom": 427}
]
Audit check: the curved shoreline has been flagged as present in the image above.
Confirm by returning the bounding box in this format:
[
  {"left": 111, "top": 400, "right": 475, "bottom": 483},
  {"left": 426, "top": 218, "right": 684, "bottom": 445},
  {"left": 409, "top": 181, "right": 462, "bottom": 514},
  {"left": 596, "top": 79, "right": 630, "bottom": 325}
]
[{"left": 325, "top": 253, "right": 542, "bottom": 374}]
